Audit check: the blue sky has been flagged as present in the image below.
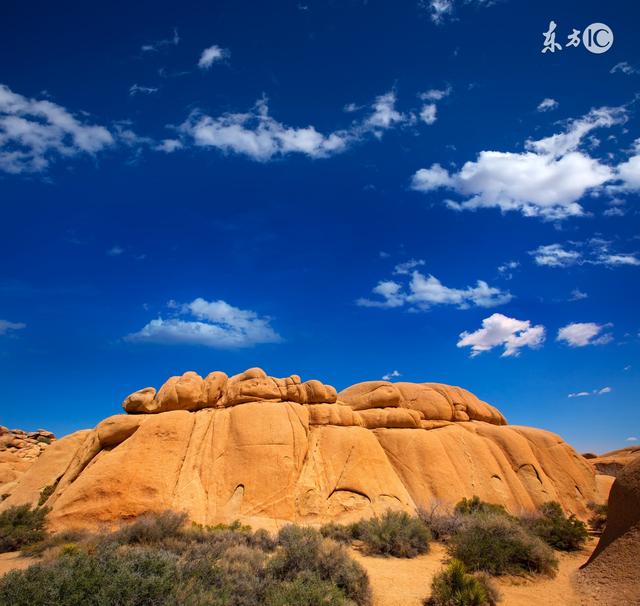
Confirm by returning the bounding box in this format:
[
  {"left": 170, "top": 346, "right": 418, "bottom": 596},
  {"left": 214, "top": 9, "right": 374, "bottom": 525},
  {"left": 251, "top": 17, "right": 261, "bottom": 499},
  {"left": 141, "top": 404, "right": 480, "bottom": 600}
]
[{"left": 1, "top": 0, "right": 638, "bottom": 453}]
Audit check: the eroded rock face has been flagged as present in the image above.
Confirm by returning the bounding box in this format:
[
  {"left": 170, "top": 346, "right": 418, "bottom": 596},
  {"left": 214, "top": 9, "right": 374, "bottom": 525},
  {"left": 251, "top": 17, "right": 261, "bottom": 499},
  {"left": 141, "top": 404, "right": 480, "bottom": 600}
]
[{"left": 0, "top": 368, "right": 597, "bottom": 530}]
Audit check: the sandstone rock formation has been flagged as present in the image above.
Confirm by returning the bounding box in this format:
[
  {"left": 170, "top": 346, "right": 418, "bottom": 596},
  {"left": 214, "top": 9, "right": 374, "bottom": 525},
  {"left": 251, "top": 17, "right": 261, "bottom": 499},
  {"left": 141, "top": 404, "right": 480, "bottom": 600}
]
[
  {"left": 584, "top": 445, "right": 640, "bottom": 477},
  {"left": 579, "top": 457, "right": 640, "bottom": 605},
  {"left": 0, "top": 369, "right": 598, "bottom": 531},
  {"left": 0, "top": 427, "right": 56, "bottom": 499}
]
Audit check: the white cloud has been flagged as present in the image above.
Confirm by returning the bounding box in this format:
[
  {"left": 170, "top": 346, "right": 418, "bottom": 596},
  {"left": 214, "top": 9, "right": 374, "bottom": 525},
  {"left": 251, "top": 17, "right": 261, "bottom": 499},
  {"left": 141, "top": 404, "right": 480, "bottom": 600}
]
[
  {"left": 626, "top": 436, "right": 638, "bottom": 442},
  {"left": 615, "top": 152, "right": 640, "bottom": 192},
  {"left": 423, "top": 0, "right": 454, "bottom": 24},
  {"left": 0, "top": 319, "right": 26, "bottom": 336},
  {"left": 569, "top": 289, "right": 588, "bottom": 301},
  {"left": 107, "top": 245, "right": 124, "bottom": 257},
  {"left": 537, "top": 98, "right": 559, "bottom": 112},
  {"left": 610, "top": 62, "right": 638, "bottom": 75},
  {"left": 155, "top": 138, "right": 183, "bottom": 153},
  {"left": 393, "top": 258, "right": 425, "bottom": 275},
  {"left": 180, "top": 91, "right": 410, "bottom": 162},
  {"left": 198, "top": 45, "right": 229, "bottom": 69},
  {"left": 126, "top": 297, "right": 281, "bottom": 348},
  {"left": 557, "top": 322, "right": 613, "bottom": 347},
  {"left": 419, "top": 103, "right": 437, "bottom": 125},
  {"left": 457, "top": 313, "right": 546, "bottom": 357},
  {"left": 357, "top": 271, "right": 511, "bottom": 310},
  {"left": 411, "top": 106, "right": 627, "bottom": 220},
  {"left": 0, "top": 84, "right": 114, "bottom": 174},
  {"left": 568, "top": 386, "right": 612, "bottom": 398},
  {"left": 142, "top": 28, "right": 180, "bottom": 52},
  {"left": 382, "top": 370, "right": 401, "bottom": 381},
  {"left": 419, "top": 86, "right": 452, "bottom": 101},
  {"left": 129, "top": 84, "right": 158, "bottom": 96},
  {"left": 530, "top": 240, "right": 640, "bottom": 268}
]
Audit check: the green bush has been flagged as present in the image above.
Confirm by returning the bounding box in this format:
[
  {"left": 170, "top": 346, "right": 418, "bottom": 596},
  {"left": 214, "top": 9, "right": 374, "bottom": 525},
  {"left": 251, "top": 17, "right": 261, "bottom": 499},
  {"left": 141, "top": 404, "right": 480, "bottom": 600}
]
[
  {"left": 0, "top": 513, "right": 372, "bottom": 606},
  {"left": 37, "top": 482, "right": 57, "bottom": 507},
  {"left": 354, "top": 510, "right": 431, "bottom": 557},
  {"left": 270, "top": 525, "right": 372, "bottom": 606},
  {"left": 454, "top": 497, "right": 509, "bottom": 518},
  {"left": 450, "top": 513, "right": 557, "bottom": 576},
  {"left": 419, "top": 505, "right": 465, "bottom": 542},
  {"left": 319, "top": 521, "right": 356, "bottom": 544},
  {"left": 0, "top": 505, "right": 49, "bottom": 553},
  {"left": 426, "top": 559, "right": 500, "bottom": 606},
  {"left": 587, "top": 502, "right": 607, "bottom": 533},
  {"left": 264, "top": 572, "right": 348, "bottom": 606},
  {"left": 525, "top": 502, "right": 588, "bottom": 551}
]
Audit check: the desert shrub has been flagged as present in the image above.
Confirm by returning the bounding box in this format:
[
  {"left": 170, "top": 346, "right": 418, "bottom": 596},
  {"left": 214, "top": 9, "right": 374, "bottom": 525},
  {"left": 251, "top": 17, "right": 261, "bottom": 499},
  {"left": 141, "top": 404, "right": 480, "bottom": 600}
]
[
  {"left": 450, "top": 513, "right": 557, "bottom": 576},
  {"left": 106, "top": 510, "right": 187, "bottom": 546},
  {"left": 21, "top": 527, "right": 90, "bottom": 557},
  {"left": 454, "top": 497, "right": 509, "bottom": 518},
  {"left": 0, "top": 545, "right": 178, "bottom": 606},
  {"left": 354, "top": 510, "right": 431, "bottom": 557},
  {"left": 37, "top": 481, "right": 58, "bottom": 507},
  {"left": 36, "top": 436, "right": 51, "bottom": 445},
  {"left": 264, "top": 572, "right": 348, "bottom": 606},
  {"left": 426, "top": 559, "right": 500, "bottom": 606},
  {"left": 419, "top": 505, "right": 465, "bottom": 542},
  {"left": 0, "top": 504, "right": 49, "bottom": 553},
  {"left": 587, "top": 502, "right": 608, "bottom": 533},
  {"left": 270, "top": 525, "right": 372, "bottom": 606},
  {"left": 320, "top": 521, "right": 356, "bottom": 544},
  {"left": 524, "top": 502, "right": 588, "bottom": 551}
]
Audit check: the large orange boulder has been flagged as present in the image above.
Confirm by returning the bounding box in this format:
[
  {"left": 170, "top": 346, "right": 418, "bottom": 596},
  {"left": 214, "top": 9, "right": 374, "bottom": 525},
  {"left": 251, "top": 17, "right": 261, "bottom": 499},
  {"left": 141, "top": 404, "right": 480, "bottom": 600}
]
[{"left": 0, "top": 368, "right": 598, "bottom": 531}]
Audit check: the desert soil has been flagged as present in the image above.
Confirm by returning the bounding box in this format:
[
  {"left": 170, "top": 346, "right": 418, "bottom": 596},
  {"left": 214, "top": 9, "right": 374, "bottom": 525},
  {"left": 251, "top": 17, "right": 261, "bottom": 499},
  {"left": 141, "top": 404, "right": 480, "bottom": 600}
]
[
  {"left": 0, "top": 551, "right": 37, "bottom": 576},
  {"left": 351, "top": 538, "right": 600, "bottom": 606}
]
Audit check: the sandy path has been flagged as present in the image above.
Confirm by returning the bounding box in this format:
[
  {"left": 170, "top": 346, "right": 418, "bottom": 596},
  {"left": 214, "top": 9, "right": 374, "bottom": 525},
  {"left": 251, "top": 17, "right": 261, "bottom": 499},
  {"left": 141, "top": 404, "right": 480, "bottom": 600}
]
[
  {"left": 0, "top": 552, "right": 37, "bottom": 576},
  {"left": 352, "top": 539, "right": 598, "bottom": 606}
]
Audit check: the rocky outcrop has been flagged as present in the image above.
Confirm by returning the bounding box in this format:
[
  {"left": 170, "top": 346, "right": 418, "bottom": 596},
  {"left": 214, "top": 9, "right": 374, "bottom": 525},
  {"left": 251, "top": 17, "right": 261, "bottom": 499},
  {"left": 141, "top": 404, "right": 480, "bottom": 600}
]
[
  {"left": 0, "top": 369, "right": 597, "bottom": 531},
  {"left": 0, "top": 427, "right": 56, "bottom": 499},
  {"left": 585, "top": 446, "right": 640, "bottom": 477},
  {"left": 579, "top": 457, "right": 640, "bottom": 605}
]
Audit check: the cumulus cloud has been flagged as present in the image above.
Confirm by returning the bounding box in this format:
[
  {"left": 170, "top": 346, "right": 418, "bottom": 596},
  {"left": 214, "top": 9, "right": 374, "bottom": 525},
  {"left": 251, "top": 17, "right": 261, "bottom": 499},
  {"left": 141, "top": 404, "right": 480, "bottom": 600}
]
[
  {"left": 411, "top": 106, "right": 629, "bottom": 220},
  {"left": 382, "top": 370, "right": 401, "bottom": 381},
  {"left": 419, "top": 103, "right": 437, "bottom": 125},
  {"left": 198, "top": 45, "right": 229, "bottom": 69},
  {"left": 530, "top": 240, "right": 640, "bottom": 268},
  {"left": 180, "top": 91, "right": 410, "bottom": 162},
  {"left": 126, "top": 297, "right": 281, "bottom": 348},
  {"left": 556, "top": 322, "right": 613, "bottom": 347},
  {"left": 497, "top": 260, "right": 519, "bottom": 279},
  {"left": 357, "top": 270, "right": 511, "bottom": 311},
  {"left": 0, "top": 319, "right": 26, "bottom": 336},
  {"left": 537, "top": 98, "right": 559, "bottom": 112},
  {"left": 0, "top": 84, "right": 114, "bottom": 174},
  {"left": 419, "top": 86, "right": 452, "bottom": 102},
  {"left": 457, "top": 313, "right": 546, "bottom": 357},
  {"left": 393, "top": 258, "right": 425, "bottom": 275}
]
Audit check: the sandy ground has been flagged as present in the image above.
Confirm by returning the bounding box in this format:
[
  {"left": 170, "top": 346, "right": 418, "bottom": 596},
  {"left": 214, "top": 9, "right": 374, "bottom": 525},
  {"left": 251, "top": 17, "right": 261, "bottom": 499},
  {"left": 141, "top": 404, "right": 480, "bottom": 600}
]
[
  {"left": 352, "top": 539, "right": 599, "bottom": 606},
  {"left": 0, "top": 552, "right": 37, "bottom": 577}
]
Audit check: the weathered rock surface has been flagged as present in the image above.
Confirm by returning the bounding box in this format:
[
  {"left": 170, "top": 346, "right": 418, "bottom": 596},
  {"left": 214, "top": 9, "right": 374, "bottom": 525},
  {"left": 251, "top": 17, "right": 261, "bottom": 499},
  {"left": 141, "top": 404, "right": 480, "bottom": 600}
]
[
  {"left": 0, "top": 369, "right": 597, "bottom": 531},
  {"left": 0, "top": 427, "right": 57, "bottom": 498},
  {"left": 579, "top": 457, "right": 640, "bottom": 605},
  {"left": 584, "top": 445, "right": 640, "bottom": 477}
]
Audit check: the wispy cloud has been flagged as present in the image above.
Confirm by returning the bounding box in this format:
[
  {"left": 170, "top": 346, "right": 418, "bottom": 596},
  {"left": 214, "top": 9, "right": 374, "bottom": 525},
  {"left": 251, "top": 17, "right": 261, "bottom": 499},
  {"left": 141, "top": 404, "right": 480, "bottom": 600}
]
[
  {"left": 126, "top": 298, "right": 282, "bottom": 348},
  {"left": 129, "top": 84, "right": 159, "bottom": 96},
  {"left": 141, "top": 28, "right": 180, "bottom": 53},
  {"left": 0, "top": 84, "right": 114, "bottom": 174},
  {"left": 382, "top": 370, "right": 401, "bottom": 381},
  {"left": 357, "top": 269, "right": 512, "bottom": 310},
  {"left": 568, "top": 386, "right": 612, "bottom": 398},
  {"left": 537, "top": 98, "right": 559, "bottom": 112},
  {"left": 610, "top": 62, "right": 638, "bottom": 76},
  {"left": 457, "top": 313, "right": 545, "bottom": 357},
  {"left": 530, "top": 240, "right": 640, "bottom": 268},
  {"left": 107, "top": 245, "right": 124, "bottom": 257},
  {"left": 0, "top": 319, "right": 26, "bottom": 336}
]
